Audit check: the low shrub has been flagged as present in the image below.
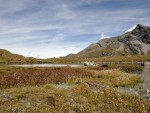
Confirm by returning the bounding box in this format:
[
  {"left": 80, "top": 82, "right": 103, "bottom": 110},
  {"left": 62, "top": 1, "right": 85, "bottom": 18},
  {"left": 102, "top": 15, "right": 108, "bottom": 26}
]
[
  {"left": 0, "top": 67, "right": 92, "bottom": 88},
  {"left": 119, "top": 64, "right": 143, "bottom": 73}
]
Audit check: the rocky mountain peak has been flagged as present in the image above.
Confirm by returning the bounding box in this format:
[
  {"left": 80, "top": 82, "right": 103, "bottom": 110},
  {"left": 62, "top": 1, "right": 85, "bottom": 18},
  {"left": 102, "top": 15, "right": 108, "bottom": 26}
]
[
  {"left": 131, "top": 24, "right": 150, "bottom": 44},
  {"left": 65, "top": 24, "right": 150, "bottom": 58}
]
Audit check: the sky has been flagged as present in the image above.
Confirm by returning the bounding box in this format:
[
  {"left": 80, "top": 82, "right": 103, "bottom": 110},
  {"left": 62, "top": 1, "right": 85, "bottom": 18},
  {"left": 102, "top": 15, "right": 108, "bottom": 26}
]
[{"left": 0, "top": 0, "right": 150, "bottom": 58}]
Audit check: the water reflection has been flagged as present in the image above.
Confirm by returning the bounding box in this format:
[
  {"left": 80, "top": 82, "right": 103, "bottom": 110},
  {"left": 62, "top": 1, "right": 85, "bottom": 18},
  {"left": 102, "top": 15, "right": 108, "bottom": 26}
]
[{"left": 10, "top": 64, "right": 84, "bottom": 68}]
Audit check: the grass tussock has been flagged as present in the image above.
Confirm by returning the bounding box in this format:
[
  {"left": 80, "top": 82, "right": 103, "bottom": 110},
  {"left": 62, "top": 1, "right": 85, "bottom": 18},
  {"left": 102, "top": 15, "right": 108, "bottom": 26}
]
[
  {"left": 0, "top": 67, "right": 91, "bottom": 88},
  {"left": 0, "top": 85, "right": 149, "bottom": 113},
  {"left": 86, "top": 66, "right": 116, "bottom": 71},
  {"left": 87, "top": 64, "right": 143, "bottom": 73},
  {"left": 91, "top": 70, "right": 143, "bottom": 87},
  {"left": 0, "top": 66, "right": 149, "bottom": 113},
  {"left": 119, "top": 64, "right": 143, "bottom": 73}
]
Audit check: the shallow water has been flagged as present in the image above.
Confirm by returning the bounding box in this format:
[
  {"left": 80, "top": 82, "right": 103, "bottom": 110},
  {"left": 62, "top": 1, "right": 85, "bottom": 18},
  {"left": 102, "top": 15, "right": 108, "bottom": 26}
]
[
  {"left": 117, "top": 66, "right": 150, "bottom": 100},
  {"left": 10, "top": 63, "right": 84, "bottom": 68},
  {"left": 135, "top": 66, "right": 150, "bottom": 100}
]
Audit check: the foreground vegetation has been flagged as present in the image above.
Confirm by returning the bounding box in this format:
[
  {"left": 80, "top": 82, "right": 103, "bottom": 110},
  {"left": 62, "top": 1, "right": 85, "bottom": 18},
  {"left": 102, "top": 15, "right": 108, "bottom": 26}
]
[
  {"left": 0, "top": 66, "right": 149, "bottom": 113},
  {"left": 0, "top": 67, "right": 91, "bottom": 88}
]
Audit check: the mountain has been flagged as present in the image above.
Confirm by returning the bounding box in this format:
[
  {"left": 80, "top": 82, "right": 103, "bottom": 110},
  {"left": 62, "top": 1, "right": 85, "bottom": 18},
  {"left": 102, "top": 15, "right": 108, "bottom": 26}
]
[
  {"left": 0, "top": 49, "right": 25, "bottom": 62},
  {"left": 66, "top": 24, "right": 150, "bottom": 58},
  {"left": 0, "top": 49, "right": 40, "bottom": 64},
  {"left": 0, "top": 49, "right": 25, "bottom": 58}
]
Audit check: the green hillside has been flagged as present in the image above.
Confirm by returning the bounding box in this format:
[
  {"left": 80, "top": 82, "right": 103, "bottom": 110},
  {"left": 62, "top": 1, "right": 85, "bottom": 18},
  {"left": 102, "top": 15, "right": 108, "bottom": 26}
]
[
  {"left": 0, "top": 49, "right": 24, "bottom": 62},
  {"left": 0, "top": 49, "right": 39, "bottom": 64}
]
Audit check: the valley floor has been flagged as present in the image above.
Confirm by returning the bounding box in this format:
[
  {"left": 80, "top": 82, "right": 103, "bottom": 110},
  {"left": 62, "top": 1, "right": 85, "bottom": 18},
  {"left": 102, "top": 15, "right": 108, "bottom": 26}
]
[{"left": 0, "top": 66, "right": 149, "bottom": 113}]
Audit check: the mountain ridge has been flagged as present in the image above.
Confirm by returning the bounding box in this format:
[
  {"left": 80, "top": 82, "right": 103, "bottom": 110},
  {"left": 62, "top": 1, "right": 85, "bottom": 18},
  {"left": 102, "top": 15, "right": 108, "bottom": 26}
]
[
  {"left": 65, "top": 24, "right": 150, "bottom": 58},
  {"left": 0, "top": 49, "right": 25, "bottom": 59}
]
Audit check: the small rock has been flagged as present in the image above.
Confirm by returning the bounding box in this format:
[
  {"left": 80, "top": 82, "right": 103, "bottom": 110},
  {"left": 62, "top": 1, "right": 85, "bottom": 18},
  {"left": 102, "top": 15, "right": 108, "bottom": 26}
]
[
  {"left": 13, "top": 108, "right": 23, "bottom": 113},
  {"left": 146, "top": 89, "right": 150, "bottom": 93},
  {"left": 144, "top": 95, "right": 150, "bottom": 100}
]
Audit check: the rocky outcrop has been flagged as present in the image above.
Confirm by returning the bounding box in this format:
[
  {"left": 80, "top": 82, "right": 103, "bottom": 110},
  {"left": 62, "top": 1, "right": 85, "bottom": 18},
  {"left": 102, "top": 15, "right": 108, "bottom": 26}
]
[
  {"left": 83, "top": 61, "right": 98, "bottom": 66},
  {"left": 144, "top": 61, "right": 150, "bottom": 66},
  {"left": 131, "top": 24, "right": 150, "bottom": 44}
]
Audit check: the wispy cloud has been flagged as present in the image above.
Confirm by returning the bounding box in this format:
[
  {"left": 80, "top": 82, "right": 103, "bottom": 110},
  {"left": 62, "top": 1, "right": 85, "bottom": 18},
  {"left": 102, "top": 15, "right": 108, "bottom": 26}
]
[
  {"left": 0, "top": 0, "right": 149, "bottom": 58},
  {"left": 99, "top": 33, "right": 110, "bottom": 40}
]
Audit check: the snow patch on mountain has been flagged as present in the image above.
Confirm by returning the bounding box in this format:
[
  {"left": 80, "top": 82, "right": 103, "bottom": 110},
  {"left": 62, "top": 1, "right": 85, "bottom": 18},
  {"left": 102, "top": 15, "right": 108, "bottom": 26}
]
[{"left": 125, "top": 25, "right": 136, "bottom": 33}]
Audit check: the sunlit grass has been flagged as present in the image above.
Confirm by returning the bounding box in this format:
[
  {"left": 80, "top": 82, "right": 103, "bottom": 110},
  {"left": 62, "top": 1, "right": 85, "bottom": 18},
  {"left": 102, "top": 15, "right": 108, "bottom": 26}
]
[
  {"left": 0, "top": 54, "right": 150, "bottom": 64},
  {"left": 0, "top": 83, "right": 149, "bottom": 113},
  {"left": 88, "top": 69, "right": 143, "bottom": 87},
  {"left": 0, "top": 66, "right": 149, "bottom": 113},
  {"left": 87, "top": 64, "right": 144, "bottom": 73}
]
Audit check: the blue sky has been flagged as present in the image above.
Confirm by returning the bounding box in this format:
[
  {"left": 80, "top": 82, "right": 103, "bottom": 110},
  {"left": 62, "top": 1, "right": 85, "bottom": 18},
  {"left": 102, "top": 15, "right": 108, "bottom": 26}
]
[{"left": 0, "top": 0, "right": 150, "bottom": 58}]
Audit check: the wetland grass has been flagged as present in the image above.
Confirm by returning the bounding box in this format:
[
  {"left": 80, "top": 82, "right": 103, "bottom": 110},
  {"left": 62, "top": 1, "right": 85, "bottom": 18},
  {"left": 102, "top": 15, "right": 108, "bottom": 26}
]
[{"left": 0, "top": 66, "right": 149, "bottom": 113}]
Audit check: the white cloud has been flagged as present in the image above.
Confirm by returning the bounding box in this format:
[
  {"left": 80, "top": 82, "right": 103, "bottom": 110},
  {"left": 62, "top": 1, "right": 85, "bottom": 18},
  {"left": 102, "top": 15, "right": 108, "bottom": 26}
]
[
  {"left": 99, "top": 33, "right": 110, "bottom": 40},
  {"left": 0, "top": 0, "right": 149, "bottom": 58},
  {"left": 3, "top": 41, "right": 89, "bottom": 58}
]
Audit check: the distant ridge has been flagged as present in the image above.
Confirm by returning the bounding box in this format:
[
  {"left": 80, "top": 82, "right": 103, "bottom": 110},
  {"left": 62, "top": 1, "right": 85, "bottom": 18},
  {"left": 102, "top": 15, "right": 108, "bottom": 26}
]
[
  {"left": 65, "top": 24, "right": 150, "bottom": 58},
  {"left": 0, "top": 49, "right": 39, "bottom": 64},
  {"left": 0, "top": 49, "right": 25, "bottom": 59}
]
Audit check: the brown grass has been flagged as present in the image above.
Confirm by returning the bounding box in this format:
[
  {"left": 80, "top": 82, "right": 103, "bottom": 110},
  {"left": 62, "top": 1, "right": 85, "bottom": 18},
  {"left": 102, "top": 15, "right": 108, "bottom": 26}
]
[
  {"left": 0, "top": 85, "right": 149, "bottom": 113},
  {"left": 118, "top": 64, "right": 143, "bottom": 73},
  {"left": 86, "top": 64, "right": 143, "bottom": 73},
  {"left": 86, "top": 66, "right": 117, "bottom": 71},
  {"left": 0, "top": 67, "right": 91, "bottom": 88},
  {"left": 0, "top": 66, "right": 149, "bottom": 113}
]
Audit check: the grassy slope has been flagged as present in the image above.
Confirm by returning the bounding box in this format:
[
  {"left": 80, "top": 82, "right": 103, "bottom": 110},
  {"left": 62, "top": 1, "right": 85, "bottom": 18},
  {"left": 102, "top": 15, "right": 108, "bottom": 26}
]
[
  {"left": 0, "top": 49, "right": 24, "bottom": 58},
  {"left": 0, "top": 66, "right": 149, "bottom": 113},
  {"left": 45, "top": 55, "right": 150, "bottom": 63},
  {"left": 0, "top": 49, "right": 40, "bottom": 64},
  {"left": 0, "top": 49, "right": 24, "bottom": 63},
  {"left": 90, "top": 55, "right": 150, "bottom": 62},
  {"left": 0, "top": 49, "right": 150, "bottom": 64}
]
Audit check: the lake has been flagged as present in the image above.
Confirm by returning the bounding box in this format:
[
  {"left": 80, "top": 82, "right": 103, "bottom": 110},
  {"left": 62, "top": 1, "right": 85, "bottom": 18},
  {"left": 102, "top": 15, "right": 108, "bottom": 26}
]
[{"left": 10, "top": 64, "right": 84, "bottom": 67}]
